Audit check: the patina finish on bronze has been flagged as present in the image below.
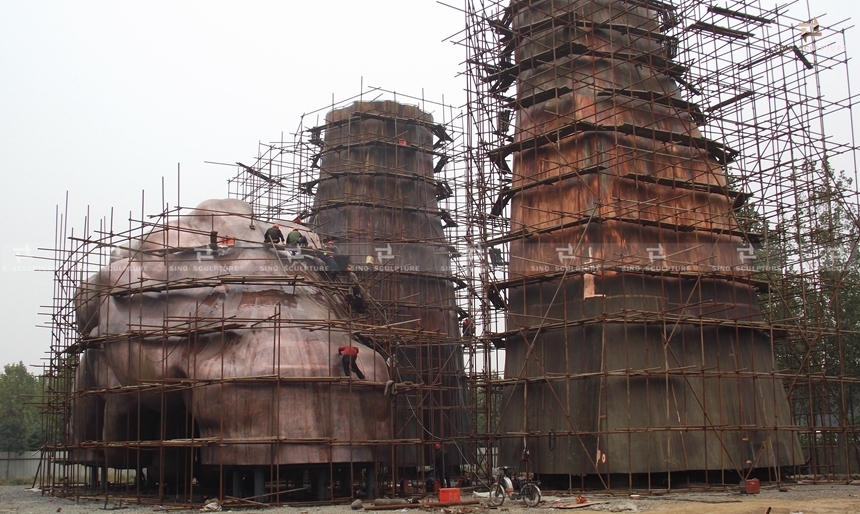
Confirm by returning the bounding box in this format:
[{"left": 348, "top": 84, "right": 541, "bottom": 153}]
[
  {"left": 311, "top": 101, "right": 467, "bottom": 466},
  {"left": 71, "top": 199, "right": 389, "bottom": 475},
  {"left": 498, "top": 0, "right": 802, "bottom": 475}
]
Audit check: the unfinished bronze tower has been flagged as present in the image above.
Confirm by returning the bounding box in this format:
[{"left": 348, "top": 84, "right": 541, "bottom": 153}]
[{"left": 488, "top": 0, "right": 802, "bottom": 478}]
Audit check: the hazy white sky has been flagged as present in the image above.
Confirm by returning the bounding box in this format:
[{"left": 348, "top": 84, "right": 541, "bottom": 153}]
[
  {"left": 0, "top": 1, "right": 466, "bottom": 371},
  {"left": 1, "top": 1, "right": 859, "bottom": 372}
]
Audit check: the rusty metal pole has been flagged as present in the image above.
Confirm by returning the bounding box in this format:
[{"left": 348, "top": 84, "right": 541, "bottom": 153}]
[
  {"left": 310, "top": 100, "right": 467, "bottom": 469},
  {"left": 494, "top": 0, "right": 802, "bottom": 477}
]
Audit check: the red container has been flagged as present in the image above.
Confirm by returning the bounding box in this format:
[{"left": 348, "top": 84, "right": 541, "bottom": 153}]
[
  {"left": 438, "top": 488, "right": 460, "bottom": 502},
  {"left": 743, "top": 478, "right": 760, "bottom": 494}
]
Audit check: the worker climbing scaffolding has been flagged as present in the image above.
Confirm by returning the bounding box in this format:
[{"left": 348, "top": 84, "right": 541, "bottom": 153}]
[
  {"left": 462, "top": 317, "right": 474, "bottom": 337},
  {"left": 320, "top": 240, "right": 340, "bottom": 274},
  {"left": 345, "top": 265, "right": 361, "bottom": 298},
  {"left": 338, "top": 344, "right": 365, "bottom": 380}
]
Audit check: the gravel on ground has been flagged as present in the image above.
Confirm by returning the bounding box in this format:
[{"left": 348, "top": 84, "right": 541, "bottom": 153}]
[{"left": 2, "top": 483, "right": 859, "bottom": 514}]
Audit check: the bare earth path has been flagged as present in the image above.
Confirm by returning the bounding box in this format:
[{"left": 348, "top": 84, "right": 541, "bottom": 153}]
[{"left": 1, "top": 484, "right": 859, "bottom": 514}]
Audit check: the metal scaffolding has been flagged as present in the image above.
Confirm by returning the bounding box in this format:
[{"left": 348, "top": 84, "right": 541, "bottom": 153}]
[
  {"left": 456, "top": 0, "right": 860, "bottom": 491},
  {"left": 37, "top": 0, "right": 860, "bottom": 506},
  {"left": 39, "top": 89, "right": 473, "bottom": 507}
]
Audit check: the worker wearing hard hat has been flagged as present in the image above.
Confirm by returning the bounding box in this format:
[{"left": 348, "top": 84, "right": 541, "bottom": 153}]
[
  {"left": 434, "top": 442, "right": 449, "bottom": 488},
  {"left": 264, "top": 224, "right": 285, "bottom": 245}
]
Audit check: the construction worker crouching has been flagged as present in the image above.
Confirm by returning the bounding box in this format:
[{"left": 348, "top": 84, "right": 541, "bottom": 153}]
[
  {"left": 286, "top": 227, "right": 308, "bottom": 247},
  {"left": 319, "top": 240, "right": 340, "bottom": 274},
  {"left": 320, "top": 252, "right": 340, "bottom": 274},
  {"left": 264, "top": 223, "right": 285, "bottom": 245}
]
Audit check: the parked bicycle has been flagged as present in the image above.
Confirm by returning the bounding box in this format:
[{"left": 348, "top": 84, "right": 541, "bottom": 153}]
[{"left": 488, "top": 466, "right": 541, "bottom": 507}]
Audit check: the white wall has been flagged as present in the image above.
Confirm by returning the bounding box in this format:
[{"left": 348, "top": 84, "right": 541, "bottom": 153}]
[{"left": 0, "top": 451, "right": 40, "bottom": 481}]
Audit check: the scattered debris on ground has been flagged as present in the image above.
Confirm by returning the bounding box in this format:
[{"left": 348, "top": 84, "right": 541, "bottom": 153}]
[{"left": 2, "top": 484, "right": 859, "bottom": 514}]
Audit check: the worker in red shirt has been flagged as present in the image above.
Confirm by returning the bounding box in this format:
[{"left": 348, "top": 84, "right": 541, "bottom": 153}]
[
  {"left": 462, "top": 317, "right": 475, "bottom": 337},
  {"left": 337, "top": 344, "right": 365, "bottom": 379}
]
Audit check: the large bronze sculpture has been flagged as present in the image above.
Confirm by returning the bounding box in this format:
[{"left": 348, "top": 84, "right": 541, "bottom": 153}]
[
  {"left": 309, "top": 100, "right": 468, "bottom": 469},
  {"left": 494, "top": 0, "right": 802, "bottom": 477},
  {"left": 71, "top": 198, "right": 389, "bottom": 496},
  {"left": 67, "top": 98, "right": 468, "bottom": 499}
]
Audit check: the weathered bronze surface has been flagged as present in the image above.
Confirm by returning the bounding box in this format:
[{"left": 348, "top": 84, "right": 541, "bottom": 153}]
[
  {"left": 71, "top": 199, "right": 390, "bottom": 474},
  {"left": 311, "top": 101, "right": 468, "bottom": 466},
  {"left": 498, "top": 0, "right": 802, "bottom": 475}
]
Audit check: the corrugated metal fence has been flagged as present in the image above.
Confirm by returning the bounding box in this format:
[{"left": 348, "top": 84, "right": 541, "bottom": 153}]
[{"left": 0, "top": 451, "right": 40, "bottom": 481}]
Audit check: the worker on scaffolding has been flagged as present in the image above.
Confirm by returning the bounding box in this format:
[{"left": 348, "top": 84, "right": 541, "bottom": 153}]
[
  {"left": 337, "top": 344, "right": 365, "bottom": 379},
  {"left": 318, "top": 239, "right": 340, "bottom": 275},
  {"left": 345, "top": 265, "right": 361, "bottom": 299},
  {"left": 434, "top": 443, "right": 449, "bottom": 488},
  {"left": 462, "top": 317, "right": 475, "bottom": 337},
  {"left": 264, "top": 223, "right": 285, "bottom": 245},
  {"left": 320, "top": 251, "right": 339, "bottom": 275},
  {"left": 286, "top": 227, "right": 307, "bottom": 246}
]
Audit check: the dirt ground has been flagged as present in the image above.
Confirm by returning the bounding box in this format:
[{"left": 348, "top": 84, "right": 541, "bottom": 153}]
[{"left": 1, "top": 483, "right": 859, "bottom": 514}]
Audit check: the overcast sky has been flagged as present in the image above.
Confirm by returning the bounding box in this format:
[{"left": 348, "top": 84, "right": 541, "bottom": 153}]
[
  {"left": 2, "top": 1, "right": 859, "bottom": 373},
  {"left": 0, "top": 1, "right": 465, "bottom": 372}
]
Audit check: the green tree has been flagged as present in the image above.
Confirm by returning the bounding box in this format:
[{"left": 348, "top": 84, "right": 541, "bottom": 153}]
[
  {"left": 753, "top": 161, "right": 860, "bottom": 471},
  {"left": 471, "top": 372, "right": 503, "bottom": 435},
  {"left": 0, "top": 362, "right": 42, "bottom": 455}
]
